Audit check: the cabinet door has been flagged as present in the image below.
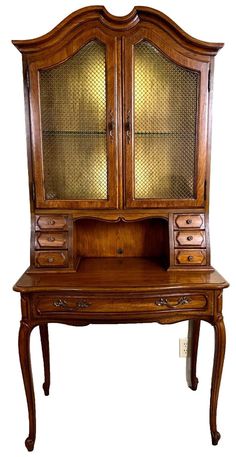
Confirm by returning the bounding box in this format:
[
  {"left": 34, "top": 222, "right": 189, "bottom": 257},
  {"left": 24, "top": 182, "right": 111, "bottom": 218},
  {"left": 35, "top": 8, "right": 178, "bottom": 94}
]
[
  {"left": 29, "top": 30, "right": 118, "bottom": 209},
  {"left": 123, "top": 29, "right": 209, "bottom": 208}
]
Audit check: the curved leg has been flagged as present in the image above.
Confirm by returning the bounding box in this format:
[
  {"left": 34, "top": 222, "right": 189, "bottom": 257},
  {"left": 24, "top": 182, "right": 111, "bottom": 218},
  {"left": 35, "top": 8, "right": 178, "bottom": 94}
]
[
  {"left": 210, "top": 316, "right": 226, "bottom": 445},
  {"left": 186, "top": 319, "right": 201, "bottom": 390},
  {"left": 39, "top": 324, "right": 50, "bottom": 396},
  {"left": 19, "top": 322, "right": 36, "bottom": 452}
]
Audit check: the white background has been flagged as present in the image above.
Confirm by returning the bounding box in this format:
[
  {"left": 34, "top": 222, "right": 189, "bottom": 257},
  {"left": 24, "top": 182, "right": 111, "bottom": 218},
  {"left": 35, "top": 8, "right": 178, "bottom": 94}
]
[{"left": 1, "top": 0, "right": 236, "bottom": 456}]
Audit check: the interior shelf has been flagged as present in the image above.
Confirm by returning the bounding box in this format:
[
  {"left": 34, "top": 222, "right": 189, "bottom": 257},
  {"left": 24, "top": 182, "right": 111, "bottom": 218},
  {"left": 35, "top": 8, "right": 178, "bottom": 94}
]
[
  {"left": 135, "top": 132, "right": 194, "bottom": 136},
  {"left": 43, "top": 130, "right": 106, "bottom": 136},
  {"left": 43, "top": 130, "right": 194, "bottom": 136}
]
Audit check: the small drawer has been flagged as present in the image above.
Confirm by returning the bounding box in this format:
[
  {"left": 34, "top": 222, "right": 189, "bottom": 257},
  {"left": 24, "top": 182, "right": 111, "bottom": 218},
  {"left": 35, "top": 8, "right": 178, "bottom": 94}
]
[
  {"left": 35, "top": 251, "right": 68, "bottom": 268},
  {"left": 175, "top": 249, "right": 206, "bottom": 266},
  {"left": 36, "top": 216, "right": 68, "bottom": 231},
  {"left": 174, "top": 214, "right": 204, "bottom": 229},
  {"left": 32, "top": 293, "right": 208, "bottom": 317},
  {"left": 174, "top": 230, "right": 205, "bottom": 247},
  {"left": 35, "top": 232, "right": 68, "bottom": 249}
]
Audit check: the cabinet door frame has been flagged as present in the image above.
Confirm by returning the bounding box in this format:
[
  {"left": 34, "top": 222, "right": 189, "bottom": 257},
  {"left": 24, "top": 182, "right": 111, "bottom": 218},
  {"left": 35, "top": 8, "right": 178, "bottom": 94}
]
[
  {"left": 123, "top": 27, "right": 209, "bottom": 209},
  {"left": 28, "top": 28, "right": 119, "bottom": 209}
]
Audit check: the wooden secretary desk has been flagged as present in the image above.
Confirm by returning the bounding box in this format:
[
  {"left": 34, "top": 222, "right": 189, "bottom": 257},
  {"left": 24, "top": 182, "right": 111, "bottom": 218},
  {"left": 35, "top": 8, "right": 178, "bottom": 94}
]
[{"left": 12, "top": 6, "right": 228, "bottom": 451}]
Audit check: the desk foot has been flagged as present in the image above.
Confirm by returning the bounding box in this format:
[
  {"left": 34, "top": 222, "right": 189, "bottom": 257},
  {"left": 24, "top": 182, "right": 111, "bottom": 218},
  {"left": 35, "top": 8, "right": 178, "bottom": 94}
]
[
  {"left": 211, "top": 431, "right": 221, "bottom": 445},
  {"left": 25, "top": 437, "right": 35, "bottom": 452},
  {"left": 42, "top": 382, "right": 49, "bottom": 396},
  {"left": 188, "top": 377, "right": 198, "bottom": 391}
]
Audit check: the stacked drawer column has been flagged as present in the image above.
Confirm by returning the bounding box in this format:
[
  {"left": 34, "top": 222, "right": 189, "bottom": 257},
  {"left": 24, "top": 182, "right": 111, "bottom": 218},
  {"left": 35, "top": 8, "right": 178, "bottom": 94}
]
[
  {"left": 33, "top": 215, "right": 72, "bottom": 270},
  {"left": 173, "top": 214, "right": 207, "bottom": 267}
]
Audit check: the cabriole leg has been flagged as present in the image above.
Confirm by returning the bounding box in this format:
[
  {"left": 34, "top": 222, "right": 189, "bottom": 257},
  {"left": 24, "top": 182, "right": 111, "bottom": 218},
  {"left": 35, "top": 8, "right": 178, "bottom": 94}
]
[
  {"left": 186, "top": 319, "right": 201, "bottom": 391},
  {"left": 19, "top": 321, "right": 36, "bottom": 452},
  {"left": 39, "top": 324, "right": 50, "bottom": 396},
  {"left": 210, "top": 315, "right": 226, "bottom": 445}
]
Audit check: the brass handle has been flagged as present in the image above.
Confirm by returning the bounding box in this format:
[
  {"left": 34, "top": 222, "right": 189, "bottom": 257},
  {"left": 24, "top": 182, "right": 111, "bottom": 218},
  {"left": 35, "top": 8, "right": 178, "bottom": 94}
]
[
  {"left": 187, "top": 236, "right": 193, "bottom": 241},
  {"left": 53, "top": 299, "right": 67, "bottom": 307},
  {"left": 76, "top": 300, "right": 91, "bottom": 309},
  {"left": 186, "top": 219, "right": 192, "bottom": 225},
  {"left": 126, "top": 110, "right": 131, "bottom": 144},
  {"left": 177, "top": 296, "right": 191, "bottom": 305},
  {"left": 47, "top": 257, "right": 54, "bottom": 263},
  {"left": 155, "top": 298, "right": 168, "bottom": 306},
  {"left": 188, "top": 256, "right": 194, "bottom": 261},
  {"left": 47, "top": 219, "right": 55, "bottom": 225},
  {"left": 47, "top": 236, "right": 55, "bottom": 242},
  {"left": 155, "top": 296, "right": 192, "bottom": 308},
  {"left": 53, "top": 299, "right": 91, "bottom": 311},
  {"left": 108, "top": 110, "right": 114, "bottom": 141}
]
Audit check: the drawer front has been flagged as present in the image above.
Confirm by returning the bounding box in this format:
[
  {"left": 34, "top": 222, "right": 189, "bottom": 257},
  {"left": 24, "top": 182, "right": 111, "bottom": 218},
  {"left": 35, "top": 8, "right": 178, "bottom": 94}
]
[
  {"left": 174, "top": 214, "right": 204, "bottom": 229},
  {"left": 35, "top": 232, "right": 68, "bottom": 249},
  {"left": 33, "top": 293, "right": 208, "bottom": 316},
  {"left": 174, "top": 231, "right": 205, "bottom": 247},
  {"left": 35, "top": 251, "right": 68, "bottom": 268},
  {"left": 175, "top": 249, "right": 206, "bottom": 265},
  {"left": 36, "top": 216, "right": 68, "bottom": 230}
]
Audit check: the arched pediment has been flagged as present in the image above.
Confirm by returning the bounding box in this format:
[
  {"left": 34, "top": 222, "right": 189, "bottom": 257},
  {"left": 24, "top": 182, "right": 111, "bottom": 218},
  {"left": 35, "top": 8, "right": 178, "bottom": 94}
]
[{"left": 12, "top": 6, "right": 223, "bottom": 56}]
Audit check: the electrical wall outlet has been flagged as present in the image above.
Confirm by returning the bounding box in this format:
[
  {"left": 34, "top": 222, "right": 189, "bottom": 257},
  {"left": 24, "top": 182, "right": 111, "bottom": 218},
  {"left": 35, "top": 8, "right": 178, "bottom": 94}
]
[{"left": 179, "top": 338, "right": 188, "bottom": 357}]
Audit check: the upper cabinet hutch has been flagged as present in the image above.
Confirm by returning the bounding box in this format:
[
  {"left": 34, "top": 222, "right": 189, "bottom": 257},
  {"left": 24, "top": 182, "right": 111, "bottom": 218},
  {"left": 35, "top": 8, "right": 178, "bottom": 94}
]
[{"left": 13, "top": 6, "right": 228, "bottom": 451}]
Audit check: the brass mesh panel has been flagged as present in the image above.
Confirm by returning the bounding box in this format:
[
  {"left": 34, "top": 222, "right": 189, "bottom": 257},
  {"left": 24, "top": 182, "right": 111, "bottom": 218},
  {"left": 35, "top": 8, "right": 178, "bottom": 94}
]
[
  {"left": 40, "top": 41, "right": 107, "bottom": 200},
  {"left": 134, "top": 41, "right": 199, "bottom": 199}
]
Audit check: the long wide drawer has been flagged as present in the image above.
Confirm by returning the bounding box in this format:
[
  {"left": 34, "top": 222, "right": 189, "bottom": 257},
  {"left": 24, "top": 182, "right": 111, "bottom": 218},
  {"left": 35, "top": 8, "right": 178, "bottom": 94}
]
[{"left": 32, "top": 293, "right": 210, "bottom": 316}]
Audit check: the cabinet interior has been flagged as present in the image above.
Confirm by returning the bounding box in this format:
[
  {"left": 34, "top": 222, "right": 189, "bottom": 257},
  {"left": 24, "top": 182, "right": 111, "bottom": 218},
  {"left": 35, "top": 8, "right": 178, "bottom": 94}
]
[
  {"left": 74, "top": 218, "right": 169, "bottom": 267},
  {"left": 40, "top": 40, "right": 107, "bottom": 200},
  {"left": 39, "top": 38, "right": 199, "bottom": 204},
  {"left": 134, "top": 41, "right": 199, "bottom": 200}
]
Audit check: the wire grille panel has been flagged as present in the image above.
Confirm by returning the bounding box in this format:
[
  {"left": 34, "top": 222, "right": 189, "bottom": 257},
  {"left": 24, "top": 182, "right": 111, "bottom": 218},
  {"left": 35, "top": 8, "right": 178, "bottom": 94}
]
[
  {"left": 40, "top": 41, "right": 107, "bottom": 200},
  {"left": 134, "top": 41, "right": 199, "bottom": 199}
]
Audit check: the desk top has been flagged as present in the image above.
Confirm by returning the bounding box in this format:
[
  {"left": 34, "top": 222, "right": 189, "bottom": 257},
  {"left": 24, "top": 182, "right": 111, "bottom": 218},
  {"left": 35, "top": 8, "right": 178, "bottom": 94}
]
[{"left": 14, "top": 257, "right": 229, "bottom": 293}]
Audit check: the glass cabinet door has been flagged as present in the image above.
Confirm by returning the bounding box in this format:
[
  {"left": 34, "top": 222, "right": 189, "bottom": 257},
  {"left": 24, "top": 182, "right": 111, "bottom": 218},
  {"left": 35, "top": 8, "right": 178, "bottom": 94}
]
[
  {"left": 30, "top": 32, "right": 118, "bottom": 209},
  {"left": 124, "top": 31, "right": 208, "bottom": 208}
]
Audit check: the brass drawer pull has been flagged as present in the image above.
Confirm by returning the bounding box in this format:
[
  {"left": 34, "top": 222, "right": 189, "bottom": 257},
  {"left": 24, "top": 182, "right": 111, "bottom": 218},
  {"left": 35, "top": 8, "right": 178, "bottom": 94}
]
[
  {"left": 47, "top": 257, "right": 54, "bottom": 263},
  {"left": 188, "top": 256, "right": 194, "bottom": 261},
  {"left": 47, "top": 219, "right": 55, "bottom": 225},
  {"left": 126, "top": 110, "right": 131, "bottom": 144},
  {"left": 53, "top": 299, "right": 67, "bottom": 307},
  {"left": 47, "top": 236, "right": 55, "bottom": 242},
  {"left": 187, "top": 235, "right": 193, "bottom": 241},
  {"left": 76, "top": 300, "right": 91, "bottom": 309},
  {"left": 178, "top": 296, "right": 192, "bottom": 305},
  {"left": 155, "top": 296, "right": 192, "bottom": 308},
  {"left": 108, "top": 109, "right": 114, "bottom": 141},
  {"left": 53, "top": 299, "right": 91, "bottom": 311},
  {"left": 186, "top": 219, "right": 192, "bottom": 225},
  {"left": 155, "top": 298, "right": 168, "bottom": 306}
]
